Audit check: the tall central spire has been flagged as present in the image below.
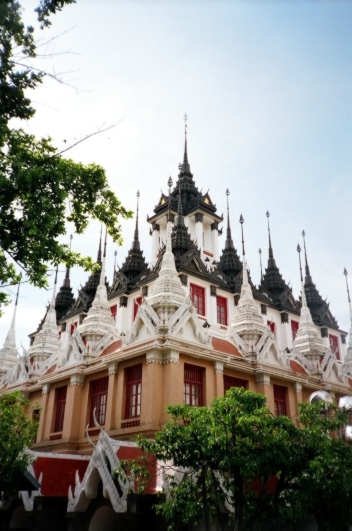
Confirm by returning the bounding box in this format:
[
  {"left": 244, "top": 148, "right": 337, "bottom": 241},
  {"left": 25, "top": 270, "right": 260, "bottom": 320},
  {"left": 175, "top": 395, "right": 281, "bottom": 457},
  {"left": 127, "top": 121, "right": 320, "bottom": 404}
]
[
  {"left": 133, "top": 191, "right": 140, "bottom": 250},
  {"left": 266, "top": 211, "right": 276, "bottom": 267},
  {"left": 176, "top": 179, "right": 184, "bottom": 226},
  {"left": 302, "top": 230, "right": 312, "bottom": 281},
  {"left": 180, "top": 114, "right": 191, "bottom": 174},
  {"left": 225, "top": 189, "right": 234, "bottom": 249}
]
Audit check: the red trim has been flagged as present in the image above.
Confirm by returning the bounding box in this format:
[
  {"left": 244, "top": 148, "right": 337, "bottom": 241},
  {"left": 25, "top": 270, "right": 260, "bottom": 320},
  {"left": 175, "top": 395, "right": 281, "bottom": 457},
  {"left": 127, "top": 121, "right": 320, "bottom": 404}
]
[
  {"left": 89, "top": 377, "right": 108, "bottom": 426},
  {"left": 291, "top": 320, "right": 299, "bottom": 341},
  {"left": 110, "top": 304, "right": 117, "bottom": 321},
  {"left": 190, "top": 284, "right": 205, "bottom": 316},
  {"left": 125, "top": 364, "right": 142, "bottom": 419},
  {"left": 216, "top": 296, "right": 228, "bottom": 325},
  {"left": 329, "top": 334, "right": 340, "bottom": 360},
  {"left": 224, "top": 375, "right": 248, "bottom": 392},
  {"left": 69, "top": 322, "right": 78, "bottom": 335},
  {"left": 184, "top": 364, "right": 204, "bottom": 406},
  {"left": 133, "top": 297, "right": 143, "bottom": 320},
  {"left": 267, "top": 320, "right": 276, "bottom": 336},
  {"left": 274, "top": 385, "right": 287, "bottom": 417},
  {"left": 54, "top": 386, "right": 67, "bottom": 433}
]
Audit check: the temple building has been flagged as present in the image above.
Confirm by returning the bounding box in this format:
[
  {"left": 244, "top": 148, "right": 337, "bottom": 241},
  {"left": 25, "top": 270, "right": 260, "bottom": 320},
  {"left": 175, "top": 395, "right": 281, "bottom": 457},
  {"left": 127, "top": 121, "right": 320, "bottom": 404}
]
[{"left": 1, "top": 125, "right": 352, "bottom": 530}]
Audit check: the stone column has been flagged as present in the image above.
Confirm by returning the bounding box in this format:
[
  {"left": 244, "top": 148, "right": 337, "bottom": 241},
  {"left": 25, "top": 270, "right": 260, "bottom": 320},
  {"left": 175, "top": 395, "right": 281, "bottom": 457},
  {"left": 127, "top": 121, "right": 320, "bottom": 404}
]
[
  {"left": 213, "top": 361, "right": 224, "bottom": 398},
  {"left": 36, "top": 384, "right": 51, "bottom": 443},
  {"left": 62, "top": 373, "right": 85, "bottom": 441},
  {"left": 142, "top": 352, "right": 164, "bottom": 430},
  {"left": 195, "top": 213, "right": 203, "bottom": 255},
  {"left": 211, "top": 222, "right": 219, "bottom": 262},
  {"left": 255, "top": 373, "right": 273, "bottom": 412},
  {"left": 104, "top": 362, "right": 118, "bottom": 431},
  {"left": 292, "top": 382, "right": 303, "bottom": 425}
]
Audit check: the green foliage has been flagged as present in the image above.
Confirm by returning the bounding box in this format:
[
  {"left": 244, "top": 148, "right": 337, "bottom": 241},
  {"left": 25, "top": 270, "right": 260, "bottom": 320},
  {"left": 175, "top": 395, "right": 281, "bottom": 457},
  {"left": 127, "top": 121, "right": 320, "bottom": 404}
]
[
  {"left": 0, "top": 0, "right": 132, "bottom": 315},
  {"left": 122, "top": 388, "right": 352, "bottom": 531},
  {"left": 0, "top": 392, "right": 39, "bottom": 495}
]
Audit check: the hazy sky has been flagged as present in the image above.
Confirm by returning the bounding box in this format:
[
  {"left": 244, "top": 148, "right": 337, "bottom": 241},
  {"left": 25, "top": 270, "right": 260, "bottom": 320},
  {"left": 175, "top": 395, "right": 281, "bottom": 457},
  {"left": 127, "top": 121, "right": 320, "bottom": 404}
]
[{"left": 1, "top": 0, "right": 352, "bottom": 349}]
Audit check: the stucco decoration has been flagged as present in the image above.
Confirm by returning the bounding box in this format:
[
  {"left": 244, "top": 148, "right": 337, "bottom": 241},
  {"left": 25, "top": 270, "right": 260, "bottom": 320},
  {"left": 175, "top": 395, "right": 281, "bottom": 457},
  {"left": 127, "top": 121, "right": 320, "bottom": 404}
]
[
  {"left": 68, "top": 415, "right": 136, "bottom": 513},
  {"left": 0, "top": 347, "right": 30, "bottom": 388},
  {"left": 27, "top": 277, "right": 61, "bottom": 373},
  {"left": 19, "top": 464, "right": 42, "bottom": 511},
  {"left": 0, "top": 285, "right": 20, "bottom": 376}
]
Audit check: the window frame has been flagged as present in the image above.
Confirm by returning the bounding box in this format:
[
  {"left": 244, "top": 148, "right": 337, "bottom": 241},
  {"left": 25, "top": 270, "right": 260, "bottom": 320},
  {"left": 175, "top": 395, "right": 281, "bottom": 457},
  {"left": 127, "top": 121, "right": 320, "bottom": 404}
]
[
  {"left": 125, "top": 364, "right": 142, "bottom": 419},
  {"left": 216, "top": 295, "right": 228, "bottom": 325},
  {"left": 273, "top": 385, "right": 287, "bottom": 417},
  {"left": 223, "top": 375, "right": 248, "bottom": 393},
  {"left": 89, "top": 377, "right": 109, "bottom": 427},
  {"left": 110, "top": 304, "right": 117, "bottom": 321},
  {"left": 184, "top": 364, "right": 204, "bottom": 407},
  {"left": 54, "top": 386, "right": 67, "bottom": 433},
  {"left": 190, "top": 284, "right": 205, "bottom": 316}
]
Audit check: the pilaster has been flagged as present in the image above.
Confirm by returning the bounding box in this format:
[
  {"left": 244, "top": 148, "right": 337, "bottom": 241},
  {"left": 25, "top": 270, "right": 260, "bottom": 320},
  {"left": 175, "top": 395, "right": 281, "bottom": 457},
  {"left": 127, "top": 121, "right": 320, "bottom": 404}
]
[
  {"left": 62, "top": 374, "right": 85, "bottom": 441},
  {"left": 214, "top": 361, "right": 224, "bottom": 397},
  {"left": 36, "top": 387, "right": 51, "bottom": 443},
  {"left": 162, "top": 351, "right": 182, "bottom": 423},
  {"left": 104, "top": 364, "right": 119, "bottom": 431},
  {"left": 255, "top": 372, "right": 273, "bottom": 412},
  {"left": 195, "top": 214, "right": 203, "bottom": 255},
  {"left": 140, "top": 357, "right": 164, "bottom": 430}
]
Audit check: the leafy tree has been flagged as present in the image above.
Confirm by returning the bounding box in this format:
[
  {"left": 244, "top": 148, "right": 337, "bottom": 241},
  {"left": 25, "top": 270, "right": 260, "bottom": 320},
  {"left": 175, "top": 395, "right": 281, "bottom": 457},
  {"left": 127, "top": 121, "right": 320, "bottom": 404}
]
[
  {"left": 0, "top": 0, "right": 132, "bottom": 314},
  {"left": 119, "top": 388, "right": 352, "bottom": 531},
  {"left": 0, "top": 392, "right": 39, "bottom": 495}
]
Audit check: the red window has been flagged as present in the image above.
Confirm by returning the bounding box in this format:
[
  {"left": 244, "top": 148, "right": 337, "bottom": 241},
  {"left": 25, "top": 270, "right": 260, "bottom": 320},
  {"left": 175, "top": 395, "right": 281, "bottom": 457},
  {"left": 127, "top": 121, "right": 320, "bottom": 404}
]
[
  {"left": 110, "top": 304, "right": 117, "bottom": 321},
  {"left": 274, "top": 385, "right": 287, "bottom": 417},
  {"left": 216, "top": 296, "right": 228, "bottom": 325},
  {"left": 190, "top": 284, "right": 205, "bottom": 316},
  {"left": 329, "top": 335, "right": 340, "bottom": 360},
  {"left": 267, "top": 320, "right": 276, "bottom": 336},
  {"left": 126, "top": 364, "right": 142, "bottom": 418},
  {"left": 70, "top": 321, "right": 78, "bottom": 335},
  {"left": 291, "top": 320, "right": 299, "bottom": 341},
  {"left": 184, "top": 364, "right": 204, "bottom": 406},
  {"left": 54, "top": 386, "right": 67, "bottom": 433},
  {"left": 89, "top": 377, "right": 109, "bottom": 426},
  {"left": 133, "top": 297, "right": 143, "bottom": 320},
  {"left": 224, "top": 375, "right": 248, "bottom": 393}
]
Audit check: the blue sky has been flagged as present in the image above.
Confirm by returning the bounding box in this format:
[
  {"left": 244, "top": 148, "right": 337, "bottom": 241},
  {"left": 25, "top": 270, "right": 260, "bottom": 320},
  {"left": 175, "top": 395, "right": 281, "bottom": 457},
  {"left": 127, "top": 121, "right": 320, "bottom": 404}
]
[{"left": 1, "top": 0, "right": 352, "bottom": 347}]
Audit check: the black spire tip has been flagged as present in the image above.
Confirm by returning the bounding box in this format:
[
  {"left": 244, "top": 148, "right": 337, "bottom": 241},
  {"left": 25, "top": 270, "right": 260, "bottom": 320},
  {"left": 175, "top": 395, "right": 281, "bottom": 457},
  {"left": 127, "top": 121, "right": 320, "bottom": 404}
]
[
  {"left": 64, "top": 234, "right": 73, "bottom": 287},
  {"left": 259, "top": 248, "right": 263, "bottom": 281},
  {"left": 180, "top": 114, "right": 191, "bottom": 174},
  {"left": 302, "top": 230, "right": 311, "bottom": 280},
  {"left": 225, "top": 189, "right": 234, "bottom": 249},
  {"left": 266, "top": 211, "right": 275, "bottom": 264},
  {"left": 97, "top": 225, "right": 103, "bottom": 264},
  {"left": 168, "top": 176, "right": 173, "bottom": 222},
  {"left": 103, "top": 227, "right": 108, "bottom": 258},
  {"left": 239, "top": 214, "right": 245, "bottom": 256},
  {"left": 176, "top": 179, "right": 184, "bottom": 226},
  {"left": 297, "top": 244, "right": 303, "bottom": 282},
  {"left": 344, "top": 268, "right": 351, "bottom": 304},
  {"left": 133, "top": 191, "right": 140, "bottom": 251}
]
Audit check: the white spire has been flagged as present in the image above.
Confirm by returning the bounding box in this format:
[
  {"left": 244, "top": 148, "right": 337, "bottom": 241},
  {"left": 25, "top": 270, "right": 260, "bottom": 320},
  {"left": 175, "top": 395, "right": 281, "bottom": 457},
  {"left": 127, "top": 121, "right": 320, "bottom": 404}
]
[
  {"left": 147, "top": 221, "right": 186, "bottom": 317},
  {"left": 0, "top": 282, "right": 20, "bottom": 376},
  {"left": 28, "top": 268, "right": 61, "bottom": 368},
  {"left": 230, "top": 257, "right": 267, "bottom": 346},
  {"left": 293, "top": 281, "right": 326, "bottom": 360}
]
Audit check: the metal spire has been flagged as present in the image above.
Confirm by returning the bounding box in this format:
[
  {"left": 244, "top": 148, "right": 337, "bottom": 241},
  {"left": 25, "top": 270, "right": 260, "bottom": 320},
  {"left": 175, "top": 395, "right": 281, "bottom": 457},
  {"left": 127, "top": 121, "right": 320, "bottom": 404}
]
[
  {"left": 239, "top": 214, "right": 245, "bottom": 256},
  {"left": 113, "top": 250, "right": 117, "bottom": 279},
  {"left": 103, "top": 227, "right": 107, "bottom": 258},
  {"left": 168, "top": 176, "right": 173, "bottom": 223},
  {"left": 50, "top": 265, "right": 59, "bottom": 307},
  {"left": 302, "top": 230, "right": 311, "bottom": 279},
  {"left": 259, "top": 248, "right": 263, "bottom": 281},
  {"left": 63, "top": 234, "right": 72, "bottom": 288},
  {"left": 266, "top": 211, "right": 275, "bottom": 265},
  {"left": 132, "top": 191, "right": 140, "bottom": 250},
  {"left": 180, "top": 114, "right": 191, "bottom": 174},
  {"left": 225, "top": 189, "right": 234, "bottom": 249},
  {"left": 344, "top": 268, "right": 351, "bottom": 304},
  {"left": 297, "top": 244, "right": 303, "bottom": 282},
  {"left": 97, "top": 225, "right": 103, "bottom": 264}
]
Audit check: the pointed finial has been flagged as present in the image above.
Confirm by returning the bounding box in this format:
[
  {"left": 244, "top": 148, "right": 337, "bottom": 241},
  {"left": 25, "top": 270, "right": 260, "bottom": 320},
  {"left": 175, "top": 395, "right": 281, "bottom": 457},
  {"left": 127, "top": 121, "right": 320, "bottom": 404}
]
[
  {"left": 133, "top": 191, "right": 140, "bottom": 250},
  {"left": 297, "top": 244, "right": 303, "bottom": 282},
  {"left": 302, "top": 230, "right": 311, "bottom": 278},
  {"left": 50, "top": 265, "right": 59, "bottom": 306},
  {"left": 239, "top": 214, "right": 245, "bottom": 256},
  {"left": 259, "top": 248, "right": 263, "bottom": 281},
  {"left": 113, "top": 250, "right": 117, "bottom": 279},
  {"left": 103, "top": 227, "right": 107, "bottom": 258},
  {"left": 344, "top": 268, "right": 351, "bottom": 304},
  {"left": 225, "top": 189, "right": 234, "bottom": 249},
  {"left": 97, "top": 225, "right": 103, "bottom": 264},
  {"left": 63, "top": 234, "right": 73, "bottom": 287},
  {"left": 266, "top": 211, "right": 274, "bottom": 262},
  {"left": 168, "top": 176, "right": 173, "bottom": 223},
  {"left": 180, "top": 114, "right": 190, "bottom": 174}
]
